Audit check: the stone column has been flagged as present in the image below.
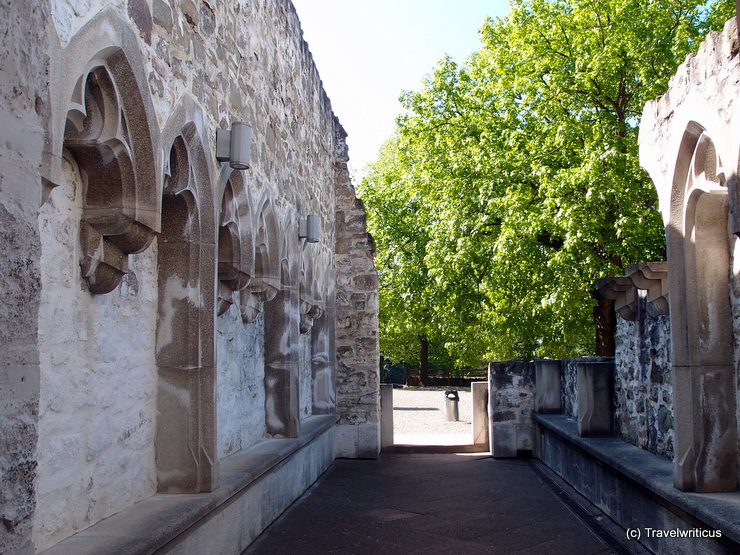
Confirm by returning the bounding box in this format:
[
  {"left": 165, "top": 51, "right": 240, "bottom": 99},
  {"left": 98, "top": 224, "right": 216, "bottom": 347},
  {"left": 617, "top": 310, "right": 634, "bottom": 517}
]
[
  {"left": 264, "top": 285, "right": 300, "bottom": 438},
  {"left": 534, "top": 359, "right": 562, "bottom": 413},
  {"left": 472, "top": 381, "right": 489, "bottom": 449},
  {"left": 576, "top": 360, "right": 614, "bottom": 437},
  {"left": 0, "top": 4, "right": 48, "bottom": 549},
  {"left": 311, "top": 300, "right": 336, "bottom": 414},
  {"left": 380, "top": 384, "right": 394, "bottom": 449},
  {"left": 155, "top": 205, "right": 217, "bottom": 493}
]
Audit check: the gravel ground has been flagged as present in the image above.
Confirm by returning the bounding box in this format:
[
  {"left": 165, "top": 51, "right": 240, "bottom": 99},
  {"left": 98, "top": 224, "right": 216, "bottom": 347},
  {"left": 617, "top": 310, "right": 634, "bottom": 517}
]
[{"left": 392, "top": 386, "right": 473, "bottom": 444}]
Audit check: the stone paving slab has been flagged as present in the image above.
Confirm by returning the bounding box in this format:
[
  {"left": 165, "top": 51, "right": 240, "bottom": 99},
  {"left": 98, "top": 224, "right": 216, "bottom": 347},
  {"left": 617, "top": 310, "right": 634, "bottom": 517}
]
[{"left": 244, "top": 452, "right": 614, "bottom": 554}]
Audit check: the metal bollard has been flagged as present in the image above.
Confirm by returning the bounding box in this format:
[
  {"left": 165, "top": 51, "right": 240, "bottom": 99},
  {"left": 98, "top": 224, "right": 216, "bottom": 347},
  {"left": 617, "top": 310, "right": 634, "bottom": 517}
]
[{"left": 445, "top": 390, "right": 459, "bottom": 422}]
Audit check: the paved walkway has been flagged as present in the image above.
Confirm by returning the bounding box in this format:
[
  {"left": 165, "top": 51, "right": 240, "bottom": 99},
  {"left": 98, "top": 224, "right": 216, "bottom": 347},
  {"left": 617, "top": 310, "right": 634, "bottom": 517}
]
[
  {"left": 245, "top": 452, "right": 623, "bottom": 554},
  {"left": 393, "top": 387, "right": 473, "bottom": 446}
]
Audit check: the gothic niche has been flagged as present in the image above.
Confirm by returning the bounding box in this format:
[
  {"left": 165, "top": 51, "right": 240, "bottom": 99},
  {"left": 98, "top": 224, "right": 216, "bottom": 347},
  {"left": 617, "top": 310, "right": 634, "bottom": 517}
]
[
  {"left": 672, "top": 128, "right": 738, "bottom": 492},
  {"left": 240, "top": 212, "right": 280, "bottom": 323},
  {"left": 299, "top": 252, "right": 324, "bottom": 334},
  {"left": 156, "top": 136, "right": 216, "bottom": 493},
  {"left": 217, "top": 177, "right": 252, "bottom": 315},
  {"left": 65, "top": 66, "right": 156, "bottom": 294}
]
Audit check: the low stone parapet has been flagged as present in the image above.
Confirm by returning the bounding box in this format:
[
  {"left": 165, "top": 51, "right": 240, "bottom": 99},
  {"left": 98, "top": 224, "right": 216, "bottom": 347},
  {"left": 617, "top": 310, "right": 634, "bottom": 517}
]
[
  {"left": 576, "top": 360, "right": 614, "bottom": 437},
  {"left": 535, "top": 414, "right": 738, "bottom": 553},
  {"left": 487, "top": 360, "right": 535, "bottom": 457},
  {"left": 42, "top": 415, "right": 336, "bottom": 555}
]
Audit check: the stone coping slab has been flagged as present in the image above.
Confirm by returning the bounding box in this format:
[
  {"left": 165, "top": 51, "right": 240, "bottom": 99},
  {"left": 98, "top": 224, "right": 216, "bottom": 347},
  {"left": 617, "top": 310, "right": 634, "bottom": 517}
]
[
  {"left": 42, "top": 415, "right": 337, "bottom": 555},
  {"left": 534, "top": 414, "right": 740, "bottom": 544}
]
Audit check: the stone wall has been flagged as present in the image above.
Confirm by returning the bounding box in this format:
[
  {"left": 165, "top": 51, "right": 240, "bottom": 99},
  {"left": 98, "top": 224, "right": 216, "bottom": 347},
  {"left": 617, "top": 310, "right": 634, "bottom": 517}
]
[
  {"left": 35, "top": 164, "right": 159, "bottom": 547},
  {"left": 0, "top": 0, "right": 380, "bottom": 552},
  {"left": 561, "top": 358, "right": 579, "bottom": 419},
  {"left": 0, "top": 1, "right": 49, "bottom": 552},
  {"left": 334, "top": 128, "right": 381, "bottom": 458},
  {"left": 216, "top": 311, "right": 266, "bottom": 458},
  {"left": 487, "top": 360, "right": 535, "bottom": 457},
  {"left": 614, "top": 296, "right": 673, "bottom": 459}
]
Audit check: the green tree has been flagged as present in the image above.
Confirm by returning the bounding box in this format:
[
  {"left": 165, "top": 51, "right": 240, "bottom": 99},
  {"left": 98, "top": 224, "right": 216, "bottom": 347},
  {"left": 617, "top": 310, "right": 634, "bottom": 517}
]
[{"left": 360, "top": 0, "right": 735, "bottom": 366}]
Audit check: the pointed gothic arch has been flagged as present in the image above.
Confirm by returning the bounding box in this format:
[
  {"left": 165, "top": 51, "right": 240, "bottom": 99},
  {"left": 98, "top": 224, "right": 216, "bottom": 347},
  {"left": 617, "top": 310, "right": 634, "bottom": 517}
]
[
  {"left": 667, "top": 123, "right": 738, "bottom": 492},
  {"left": 155, "top": 103, "right": 217, "bottom": 493}
]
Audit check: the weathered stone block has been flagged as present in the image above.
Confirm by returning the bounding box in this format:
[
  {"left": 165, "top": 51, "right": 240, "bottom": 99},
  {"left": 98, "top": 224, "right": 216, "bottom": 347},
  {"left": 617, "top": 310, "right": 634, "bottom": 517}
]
[
  {"left": 471, "top": 381, "right": 489, "bottom": 448},
  {"left": 534, "top": 359, "right": 562, "bottom": 413},
  {"left": 490, "top": 422, "right": 517, "bottom": 458},
  {"left": 576, "top": 360, "right": 614, "bottom": 437},
  {"left": 152, "top": 0, "right": 173, "bottom": 30}
]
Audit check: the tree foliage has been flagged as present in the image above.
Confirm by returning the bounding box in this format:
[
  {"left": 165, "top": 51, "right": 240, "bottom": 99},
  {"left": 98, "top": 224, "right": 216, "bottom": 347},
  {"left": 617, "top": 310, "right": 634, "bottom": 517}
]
[{"left": 359, "top": 0, "right": 735, "bottom": 366}]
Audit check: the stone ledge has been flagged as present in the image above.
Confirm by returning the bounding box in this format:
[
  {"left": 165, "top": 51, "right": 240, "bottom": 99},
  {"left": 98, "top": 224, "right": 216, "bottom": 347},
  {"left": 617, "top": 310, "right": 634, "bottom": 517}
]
[
  {"left": 42, "top": 415, "right": 338, "bottom": 554},
  {"left": 534, "top": 414, "right": 740, "bottom": 546}
]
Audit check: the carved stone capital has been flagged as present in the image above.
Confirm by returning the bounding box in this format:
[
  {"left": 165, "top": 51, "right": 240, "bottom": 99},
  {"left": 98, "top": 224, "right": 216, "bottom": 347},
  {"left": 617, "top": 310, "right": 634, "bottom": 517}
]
[
  {"left": 217, "top": 281, "right": 235, "bottom": 316},
  {"left": 79, "top": 221, "right": 129, "bottom": 294},
  {"left": 299, "top": 300, "right": 324, "bottom": 334},
  {"left": 594, "top": 276, "right": 637, "bottom": 321},
  {"left": 625, "top": 262, "right": 669, "bottom": 315}
]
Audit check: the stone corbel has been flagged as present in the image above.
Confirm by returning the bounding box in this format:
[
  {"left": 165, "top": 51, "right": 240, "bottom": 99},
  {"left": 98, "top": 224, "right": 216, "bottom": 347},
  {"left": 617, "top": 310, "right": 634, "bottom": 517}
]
[
  {"left": 299, "top": 301, "right": 324, "bottom": 334},
  {"left": 594, "top": 276, "right": 637, "bottom": 321},
  {"left": 79, "top": 221, "right": 129, "bottom": 294},
  {"left": 624, "top": 262, "right": 669, "bottom": 315},
  {"left": 218, "top": 224, "right": 252, "bottom": 291},
  {"left": 217, "top": 282, "right": 235, "bottom": 316},
  {"left": 78, "top": 205, "right": 157, "bottom": 294},
  {"left": 239, "top": 276, "right": 281, "bottom": 323}
]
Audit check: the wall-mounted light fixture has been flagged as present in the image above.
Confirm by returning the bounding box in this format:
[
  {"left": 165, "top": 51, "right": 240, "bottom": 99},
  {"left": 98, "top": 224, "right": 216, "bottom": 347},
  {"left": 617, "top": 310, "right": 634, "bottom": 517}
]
[
  {"left": 216, "top": 122, "right": 252, "bottom": 170},
  {"left": 299, "top": 214, "right": 320, "bottom": 243}
]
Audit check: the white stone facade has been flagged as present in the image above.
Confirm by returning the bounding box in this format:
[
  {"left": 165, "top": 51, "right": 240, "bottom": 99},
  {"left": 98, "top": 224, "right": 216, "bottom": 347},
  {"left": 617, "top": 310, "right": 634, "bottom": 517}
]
[{"left": 0, "top": 1, "right": 379, "bottom": 552}]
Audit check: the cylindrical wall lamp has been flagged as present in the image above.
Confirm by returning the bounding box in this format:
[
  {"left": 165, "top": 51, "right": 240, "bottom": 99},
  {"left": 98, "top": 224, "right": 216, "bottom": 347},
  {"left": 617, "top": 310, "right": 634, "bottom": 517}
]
[
  {"left": 216, "top": 122, "right": 252, "bottom": 170},
  {"left": 299, "top": 214, "right": 320, "bottom": 243},
  {"left": 306, "top": 214, "right": 320, "bottom": 243}
]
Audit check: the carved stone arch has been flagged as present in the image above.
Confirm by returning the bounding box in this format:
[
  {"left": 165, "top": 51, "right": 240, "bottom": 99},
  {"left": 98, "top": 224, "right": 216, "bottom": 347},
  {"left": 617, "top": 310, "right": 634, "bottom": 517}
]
[
  {"left": 299, "top": 245, "right": 325, "bottom": 334},
  {"left": 260, "top": 202, "right": 300, "bottom": 438},
  {"left": 217, "top": 169, "right": 254, "bottom": 313},
  {"left": 668, "top": 124, "right": 737, "bottom": 492},
  {"left": 51, "top": 9, "right": 160, "bottom": 295},
  {"left": 154, "top": 105, "right": 217, "bottom": 494},
  {"left": 160, "top": 98, "right": 216, "bottom": 243},
  {"left": 65, "top": 59, "right": 158, "bottom": 293},
  {"left": 237, "top": 199, "right": 280, "bottom": 323},
  {"left": 309, "top": 248, "right": 336, "bottom": 414},
  {"left": 46, "top": 8, "right": 160, "bottom": 191}
]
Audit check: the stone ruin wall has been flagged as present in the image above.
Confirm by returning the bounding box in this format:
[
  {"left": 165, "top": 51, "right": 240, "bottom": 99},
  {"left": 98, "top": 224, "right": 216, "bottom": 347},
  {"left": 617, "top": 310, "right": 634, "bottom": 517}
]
[
  {"left": 0, "top": 0, "right": 380, "bottom": 551},
  {"left": 334, "top": 129, "right": 380, "bottom": 458},
  {"left": 614, "top": 297, "right": 673, "bottom": 459}
]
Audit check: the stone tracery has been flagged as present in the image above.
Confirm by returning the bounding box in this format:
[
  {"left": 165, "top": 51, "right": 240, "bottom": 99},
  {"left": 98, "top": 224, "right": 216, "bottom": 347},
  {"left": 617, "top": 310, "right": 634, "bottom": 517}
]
[{"left": 66, "top": 65, "right": 158, "bottom": 293}]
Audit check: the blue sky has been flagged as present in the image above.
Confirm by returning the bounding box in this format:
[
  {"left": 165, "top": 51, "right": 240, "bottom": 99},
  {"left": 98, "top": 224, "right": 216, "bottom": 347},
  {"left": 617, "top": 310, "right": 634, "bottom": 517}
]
[{"left": 291, "top": 0, "right": 511, "bottom": 177}]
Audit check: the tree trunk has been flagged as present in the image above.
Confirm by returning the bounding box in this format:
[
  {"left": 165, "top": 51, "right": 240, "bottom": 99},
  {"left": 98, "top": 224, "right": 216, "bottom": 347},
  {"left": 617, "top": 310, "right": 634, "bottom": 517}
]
[
  {"left": 593, "top": 296, "right": 616, "bottom": 356},
  {"left": 419, "top": 335, "right": 430, "bottom": 386}
]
